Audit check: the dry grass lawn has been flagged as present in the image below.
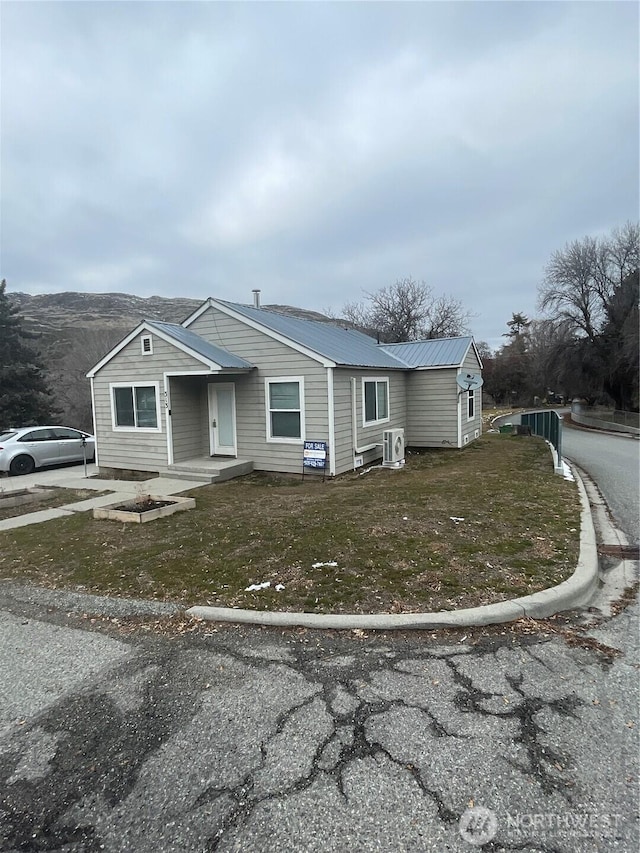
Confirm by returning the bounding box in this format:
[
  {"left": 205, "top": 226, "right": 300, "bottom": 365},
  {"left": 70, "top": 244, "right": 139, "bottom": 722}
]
[{"left": 0, "top": 434, "right": 581, "bottom": 614}]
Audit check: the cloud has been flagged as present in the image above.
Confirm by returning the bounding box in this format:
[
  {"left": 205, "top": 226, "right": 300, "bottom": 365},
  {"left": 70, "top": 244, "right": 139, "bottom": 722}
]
[
  {"left": 1, "top": 0, "right": 637, "bottom": 346},
  {"left": 71, "top": 257, "right": 160, "bottom": 292}
]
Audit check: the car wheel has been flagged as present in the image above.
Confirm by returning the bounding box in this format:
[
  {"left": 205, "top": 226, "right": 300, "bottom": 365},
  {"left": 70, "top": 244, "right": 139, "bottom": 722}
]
[{"left": 9, "top": 454, "right": 36, "bottom": 476}]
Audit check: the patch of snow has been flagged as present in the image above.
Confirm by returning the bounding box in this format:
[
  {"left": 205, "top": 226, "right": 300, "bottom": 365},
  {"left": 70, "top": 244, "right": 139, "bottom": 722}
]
[
  {"left": 312, "top": 561, "right": 338, "bottom": 568},
  {"left": 561, "top": 462, "right": 575, "bottom": 481},
  {"left": 275, "top": 583, "right": 285, "bottom": 592},
  {"left": 449, "top": 517, "right": 465, "bottom": 523},
  {"left": 245, "top": 581, "right": 271, "bottom": 592}
]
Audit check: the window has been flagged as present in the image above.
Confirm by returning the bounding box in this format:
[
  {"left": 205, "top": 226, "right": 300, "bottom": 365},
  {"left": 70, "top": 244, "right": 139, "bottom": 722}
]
[
  {"left": 266, "top": 378, "right": 304, "bottom": 441},
  {"left": 141, "top": 335, "right": 153, "bottom": 355},
  {"left": 111, "top": 383, "right": 160, "bottom": 430},
  {"left": 362, "top": 378, "right": 389, "bottom": 425},
  {"left": 19, "top": 429, "right": 56, "bottom": 442},
  {"left": 52, "top": 428, "right": 84, "bottom": 440},
  {"left": 468, "top": 389, "right": 475, "bottom": 420}
]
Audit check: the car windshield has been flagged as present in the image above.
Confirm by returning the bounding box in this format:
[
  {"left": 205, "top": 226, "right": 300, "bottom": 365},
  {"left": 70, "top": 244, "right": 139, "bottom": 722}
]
[{"left": 0, "top": 431, "right": 18, "bottom": 442}]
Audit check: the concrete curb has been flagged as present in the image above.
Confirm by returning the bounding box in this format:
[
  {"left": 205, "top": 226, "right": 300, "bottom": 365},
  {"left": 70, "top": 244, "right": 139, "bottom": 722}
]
[
  {"left": 187, "top": 463, "right": 599, "bottom": 630},
  {"left": 0, "top": 460, "right": 599, "bottom": 631}
]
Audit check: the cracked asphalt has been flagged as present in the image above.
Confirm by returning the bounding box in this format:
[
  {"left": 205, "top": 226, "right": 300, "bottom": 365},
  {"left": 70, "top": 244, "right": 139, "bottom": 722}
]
[{"left": 0, "top": 587, "right": 638, "bottom": 852}]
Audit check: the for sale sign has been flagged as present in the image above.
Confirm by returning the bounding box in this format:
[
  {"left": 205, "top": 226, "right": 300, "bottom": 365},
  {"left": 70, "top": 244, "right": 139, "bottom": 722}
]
[{"left": 303, "top": 441, "right": 328, "bottom": 469}]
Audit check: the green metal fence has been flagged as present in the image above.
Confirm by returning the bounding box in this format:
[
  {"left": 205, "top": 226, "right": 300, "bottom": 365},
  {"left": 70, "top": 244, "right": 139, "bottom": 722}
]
[{"left": 521, "top": 411, "right": 563, "bottom": 463}]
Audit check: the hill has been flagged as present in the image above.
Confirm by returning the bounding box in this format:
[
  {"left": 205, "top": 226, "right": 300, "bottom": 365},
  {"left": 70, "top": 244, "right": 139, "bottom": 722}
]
[{"left": 7, "top": 291, "right": 333, "bottom": 337}]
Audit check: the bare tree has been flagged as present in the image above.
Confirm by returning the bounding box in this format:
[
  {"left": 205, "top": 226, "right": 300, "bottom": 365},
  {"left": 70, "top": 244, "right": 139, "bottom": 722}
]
[
  {"left": 344, "top": 277, "right": 473, "bottom": 343},
  {"left": 538, "top": 223, "right": 639, "bottom": 408},
  {"left": 527, "top": 318, "right": 574, "bottom": 398},
  {"left": 539, "top": 222, "right": 639, "bottom": 343},
  {"left": 423, "top": 294, "right": 474, "bottom": 339},
  {"left": 474, "top": 340, "right": 493, "bottom": 361}
]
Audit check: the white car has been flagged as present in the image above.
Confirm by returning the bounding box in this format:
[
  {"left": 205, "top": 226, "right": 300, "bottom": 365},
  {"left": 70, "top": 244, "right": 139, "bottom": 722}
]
[{"left": 0, "top": 426, "right": 96, "bottom": 476}]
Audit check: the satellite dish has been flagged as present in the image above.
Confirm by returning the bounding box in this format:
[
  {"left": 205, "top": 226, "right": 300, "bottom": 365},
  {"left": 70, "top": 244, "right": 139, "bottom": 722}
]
[{"left": 456, "top": 372, "right": 484, "bottom": 391}]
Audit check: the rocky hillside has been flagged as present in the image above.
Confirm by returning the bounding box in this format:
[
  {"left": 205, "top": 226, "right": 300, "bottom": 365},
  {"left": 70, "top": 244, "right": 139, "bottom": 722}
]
[{"left": 8, "top": 291, "right": 333, "bottom": 338}]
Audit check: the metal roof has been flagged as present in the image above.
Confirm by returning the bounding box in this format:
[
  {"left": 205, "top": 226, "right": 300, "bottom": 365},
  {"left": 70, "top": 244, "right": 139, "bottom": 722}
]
[
  {"left": 380, "top": 337, "right": 473, "bottom": 368},
  {"left": 147, "top": 321, "right": 254, "bottom": 369},
  {"left": 217, "top": 301, "right": 408, "bottom": 369}
]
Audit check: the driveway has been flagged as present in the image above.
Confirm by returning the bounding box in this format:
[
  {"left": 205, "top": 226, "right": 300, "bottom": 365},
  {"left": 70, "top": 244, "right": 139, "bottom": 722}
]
[{"left": 0, "top": 462, "right": 99, "bottom": 494}]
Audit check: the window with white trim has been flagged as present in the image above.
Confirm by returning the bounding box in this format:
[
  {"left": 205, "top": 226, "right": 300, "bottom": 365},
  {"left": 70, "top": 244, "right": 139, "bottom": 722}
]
[
  {"left": 141, "top": 335, "right": 153, "bottom": 355},
  {"left": 266, "top": 378, "right": 304, "bottom": 441},
  {"left": 111, "top": 383, "right": 161, "bottom": 430},
  {"left": 362, "top": 378, "right": 389, "bottom": 426},
  {"left": 468, "top": 389, "right": 475, "bottom": 420}
]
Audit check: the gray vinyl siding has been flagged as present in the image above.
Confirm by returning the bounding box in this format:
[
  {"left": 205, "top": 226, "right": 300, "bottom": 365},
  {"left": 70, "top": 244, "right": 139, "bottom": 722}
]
[
  {"left": 92, "top": 331, "right": 206, "bottom": 472},
  {"left": 190, "top": 308, "right": 330, "bottom": 473},
  {"left": 169, "top": 376, "right": 206, "bottom": 462},
  {"left": 405, "top": 369, "right": 460, "bottom": 448},
  {"left": 459, "top": 348, "right": 483, "bottom": 447},
  {"left": 331, "top": 370, "right": 354, "bottom": 475},
  {"left": 405, "top": 346, "right": 483, "bottom": 448},
  {"left": 199, "top": 385, "right": 210, "bottom": 455},
  {"left": 331, "top": 369, "right": 407, "bottom": 473}
]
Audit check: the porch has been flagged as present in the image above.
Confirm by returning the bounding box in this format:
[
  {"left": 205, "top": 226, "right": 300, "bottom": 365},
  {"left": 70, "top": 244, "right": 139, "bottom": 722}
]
[{"left": 166, "top": 456, "right": 254, "bottom": 484}]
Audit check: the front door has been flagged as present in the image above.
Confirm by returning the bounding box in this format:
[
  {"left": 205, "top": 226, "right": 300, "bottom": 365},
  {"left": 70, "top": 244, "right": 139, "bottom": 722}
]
[{"left": 208, "top": 383, "right": 237, "bottom": 456}]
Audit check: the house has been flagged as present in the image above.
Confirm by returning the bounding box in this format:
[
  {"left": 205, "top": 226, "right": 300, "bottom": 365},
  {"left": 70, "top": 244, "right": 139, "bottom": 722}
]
[{"left": 87, "top": 296, "right": 483, "bottom": 480}]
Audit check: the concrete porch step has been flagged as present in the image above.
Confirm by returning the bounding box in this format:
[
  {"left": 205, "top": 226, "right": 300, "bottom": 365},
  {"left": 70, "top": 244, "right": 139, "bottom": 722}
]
[
  {"left": 166, "top": 459, "right": 253, "bottom": 484},
  {"left": 163, "top": 470, "right": 219, "bottom": 484}
]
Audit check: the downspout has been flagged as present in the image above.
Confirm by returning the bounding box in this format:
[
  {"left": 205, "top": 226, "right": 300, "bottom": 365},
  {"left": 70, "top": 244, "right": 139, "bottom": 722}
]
[
  {"left": 164, "top": 374, "right": 174, "bottom": 466},
  {"left": 456, "top": 368, "right": 462, "bottom": 448},
  {"left": 89, "top": 377, "right": 99, "bottom": 467},
  {"left": 351, "top": 377, "right": 357, "bottom": 469},
  {"left": 327, "top": 367, "right": 336, "bottom": 476}
]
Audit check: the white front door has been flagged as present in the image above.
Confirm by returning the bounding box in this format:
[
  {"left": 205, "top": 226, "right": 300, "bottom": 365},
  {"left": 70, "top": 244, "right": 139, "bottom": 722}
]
[{"left": 208, "top": 383, "right": 237, "bottom": 456}]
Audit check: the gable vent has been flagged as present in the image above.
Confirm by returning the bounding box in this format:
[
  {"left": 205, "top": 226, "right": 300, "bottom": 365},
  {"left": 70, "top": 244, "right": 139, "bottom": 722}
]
[{"left": 141, "top": 335, "right": 153, "bottom": 355}]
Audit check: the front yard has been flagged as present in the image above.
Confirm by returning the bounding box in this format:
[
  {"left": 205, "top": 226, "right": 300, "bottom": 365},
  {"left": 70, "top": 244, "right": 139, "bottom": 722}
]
[{"left": 0, "top": 434, "right": 581, "bottom": 614}]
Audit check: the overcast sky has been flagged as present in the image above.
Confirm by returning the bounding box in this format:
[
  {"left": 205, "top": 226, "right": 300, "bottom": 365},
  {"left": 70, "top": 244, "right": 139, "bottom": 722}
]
[{"left": 1, "top": 1, "right": 638, "bottom": 348}]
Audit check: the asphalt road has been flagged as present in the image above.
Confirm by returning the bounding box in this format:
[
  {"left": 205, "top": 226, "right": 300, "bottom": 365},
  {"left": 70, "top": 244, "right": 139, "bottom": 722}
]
[
  {"left": 0, "top": 584, "right": 638, "bottom": 853},
  {"left": 562, "top": 426, "right": 640, "bottom": 547}
]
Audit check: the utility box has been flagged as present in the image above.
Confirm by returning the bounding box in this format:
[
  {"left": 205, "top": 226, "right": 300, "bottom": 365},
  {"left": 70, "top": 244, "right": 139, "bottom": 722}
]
[
  {"left": 382, "top": 428, "right": 405, "bottom": 467},
  {"left": 512, "top": 424, "right": 532, "bottom": 436}
]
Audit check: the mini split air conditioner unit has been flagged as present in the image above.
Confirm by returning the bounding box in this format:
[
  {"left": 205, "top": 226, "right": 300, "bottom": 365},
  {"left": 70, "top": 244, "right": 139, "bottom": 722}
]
[{"left": 382, "top": 428, "right": 405, "bottom": 467}]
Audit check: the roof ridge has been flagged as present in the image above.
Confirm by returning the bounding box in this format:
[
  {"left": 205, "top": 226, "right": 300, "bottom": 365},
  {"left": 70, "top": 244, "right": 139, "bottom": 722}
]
[{"left": 381, "top": 335, "right": 472, "bottom": 347}]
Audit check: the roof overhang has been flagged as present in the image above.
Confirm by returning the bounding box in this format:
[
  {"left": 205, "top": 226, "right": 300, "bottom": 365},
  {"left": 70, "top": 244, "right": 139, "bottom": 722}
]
[
  {"left": 385, "top": 337, "right": 483, "bottom": 371},
  {"left": 86, "top": 321, "right": 251, "bottom": 378}
]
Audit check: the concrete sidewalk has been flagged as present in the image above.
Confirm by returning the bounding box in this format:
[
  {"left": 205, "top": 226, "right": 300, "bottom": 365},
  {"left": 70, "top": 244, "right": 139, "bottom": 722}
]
[{"left": 0, "top": 465, "right": 207, "bottom": 531}]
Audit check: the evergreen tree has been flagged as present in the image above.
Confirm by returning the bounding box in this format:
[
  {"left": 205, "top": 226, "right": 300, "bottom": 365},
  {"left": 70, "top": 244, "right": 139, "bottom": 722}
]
[{"left": 0, "top": 279, "right": 59, "bottom": 430}]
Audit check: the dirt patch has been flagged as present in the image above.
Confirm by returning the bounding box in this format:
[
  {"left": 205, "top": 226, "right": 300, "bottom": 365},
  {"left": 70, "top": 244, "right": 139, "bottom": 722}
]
[{"left": 110, "top": 498, "right": 175, "bottom": 513}]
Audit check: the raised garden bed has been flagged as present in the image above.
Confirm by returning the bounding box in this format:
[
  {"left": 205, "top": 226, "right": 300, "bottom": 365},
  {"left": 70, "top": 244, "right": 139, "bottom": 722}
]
[
  {"left": 93, "top": 494, "right": 195, "bottom": 523},
  {"left": 0, "top": 487, "right": 52, "bottom": 510}
]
